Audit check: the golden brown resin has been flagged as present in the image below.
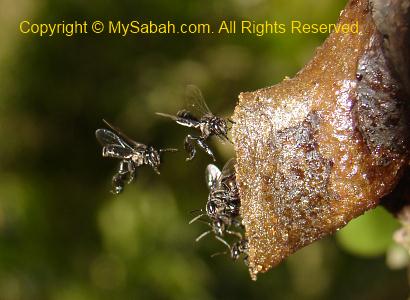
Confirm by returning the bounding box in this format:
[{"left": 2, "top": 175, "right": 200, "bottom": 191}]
[{"left": 232, "top": 0, "right": 409, "bottom": 279}]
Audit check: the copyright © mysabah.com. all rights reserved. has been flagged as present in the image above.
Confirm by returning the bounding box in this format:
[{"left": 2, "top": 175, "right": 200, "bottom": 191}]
[{"left": 19, "top": 19, "right": 360, "bottom": 37}]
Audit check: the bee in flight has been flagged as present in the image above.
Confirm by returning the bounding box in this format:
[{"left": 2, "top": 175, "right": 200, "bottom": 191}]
[
  {"left": 189, "top": 159, "right": 242, "bottom": 244},
  {"left": 95, "top": 120, "right": 177, "bottom": 194},
  {"left": 156, "top": 85, "right": 231, "bottom": 162}
]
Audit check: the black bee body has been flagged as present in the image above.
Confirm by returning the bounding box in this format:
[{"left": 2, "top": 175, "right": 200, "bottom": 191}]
[
  {"left": 173, "top": 110, "right": 200, "bottom": 129},
  {"left": 210, "top": 237, "right": 249, "bottom": 266},
  {"left": 96, "top": 120, "right": 177, "bottom": 194},
  {"left": 209, "top": 173, "right": 240, "bottom": 218},
  {"left": 198, "top": 114, "right": 228, "bottom": 139},
  {"left": 230, "top": 238, "right": 248, "bottom": 261},
  {"left": 190, "top": 159, "right": 243, "bottom": 243},
  {"left": 156, "top": 85, "right": 230, "bottom": 161}
]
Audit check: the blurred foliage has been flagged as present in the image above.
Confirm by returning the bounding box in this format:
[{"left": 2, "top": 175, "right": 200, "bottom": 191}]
[
  {"left": 0, "top": 0, "right": 408, "bottom": 299},
  {"left": 336, "top": 207, "right": 400, "bottom": 257}
]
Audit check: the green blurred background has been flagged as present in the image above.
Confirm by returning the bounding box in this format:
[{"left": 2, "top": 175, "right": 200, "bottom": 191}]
[{"left": 0, "top": 0, "right": 408, "bottom": 299}]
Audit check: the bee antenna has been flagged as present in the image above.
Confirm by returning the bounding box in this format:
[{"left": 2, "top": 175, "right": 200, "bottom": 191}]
[
  {"left": 197, "top": 219, "right": 212, "bottom": 226},
  {"left": 189, "top": 213, "right": 205, "bottom": 224},
  {"left": 228, "top": 118, "right": 236, "bottom": 124},
  {"left": 189, "top": 209, "right": 203, "bottom": 214}
]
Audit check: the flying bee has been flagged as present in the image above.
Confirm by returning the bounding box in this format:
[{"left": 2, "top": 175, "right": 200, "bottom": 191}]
[
  {"left": 95, "top": 119, "right": 177, "bottom": 194},
  {"left": 189, "top": 159, "right": 242, "bottom": 242},
  {"left": 156, "top": 85, "right": 232, "bottom": 162}
]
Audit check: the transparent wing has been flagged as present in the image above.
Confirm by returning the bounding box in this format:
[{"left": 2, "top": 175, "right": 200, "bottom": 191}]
[
  {"left": 185, "top": 85, "right": 212, "bottom": 117},
  {"left": 221, "top": 158, "right": 236, "bottom": 178},
  {"left": 95, "top": 129, "right": 128, "bottom": 148},
  {"left": 102, "top": 119, "right": 146, "bottom": 150},
  {"left": 103, "top": 145, "right": 134, "bottom": 159},
  {"left": 205, "top": 164, "right": 221, "bottom": 189}
]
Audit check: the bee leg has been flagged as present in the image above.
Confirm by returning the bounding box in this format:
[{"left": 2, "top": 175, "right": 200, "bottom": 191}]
[
  {"left": 243, "top": 255, "right": 249, "bottom": 266},
  {"left": 111, "top": 160, "right": 134, "bottom": 194},
  {"left": 210, "top": 250, "right": 228, "bottom": 258},
  {"left": 232, "top": 219, "right": 245, "bottom": 229},
  {"left": 125, "top": 160, "right": 136, "bottom": 184},
  {"left": 196, "top": 138, "right": 216, "bottom": 162},
  {"left": 184, "top": 135, "right": 197, "bottom": 161},
  {"left": 226, "top": 230, "right": 243, "bottom": 239},
  {"left": 195, "top": 230, "right": 211, "bottom": 242},
  {"left": 112, "top": 174, "right": 125, "bottom": 194},
  {"left": 215, "top": 235, "right": 231, "bottom": 249},
  {"left": 185, "top": 135, "right": 216, "bottom": 161},
  {"left": 240, "top": 241, "right": 249, "bottom": 265}
]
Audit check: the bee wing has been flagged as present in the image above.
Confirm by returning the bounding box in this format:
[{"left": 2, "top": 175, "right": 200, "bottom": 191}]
[
  {"left": 95, "top": 128, "right": 129, "bottom": 148},
  {"left": 205, "top": 164, "right": 222, "bottom": 189},
  {"left": 155, "top": 112, "right": 178, "bottom": 121},
  {"left": 221, "top": 158, "right": 236, "bottom": 178},
  {"left": 102, "top": 119, "right": 146, "bottom": 150},
  {"left": 102, "top": 144, "right": 134, "bottom": 159},
  {"left": 185, "top": 85, "right": 213, "bottom": 117}
]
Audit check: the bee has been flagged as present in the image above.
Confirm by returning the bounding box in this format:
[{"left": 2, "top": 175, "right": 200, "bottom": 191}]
[
  {"left": 156, "top": 85, "right": 231, "bottom": 162},
  {"left": 207, "top": 161, "right": 240, "bottom": 218},
  {"left": 212, "top": 237, "right": 249, "bottom": 265},
  {"left": 190, "top": 159, "right": 242, "bottom": 242},
  {"left": 95, "top": 119, "right": 177, "bottom": 194},
  {"left": 230, "top": 238, "right": 249, "bottom": 261}
]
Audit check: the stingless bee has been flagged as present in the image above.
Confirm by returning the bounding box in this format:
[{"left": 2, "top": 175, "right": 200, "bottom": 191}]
[
  {"left": 212, "top": 237, "right": 249, "bottom": 265},
  {"left": 230, "top": 238, "right": 249, "bottom": 261},
  {"left": 189, "top": 159, "right": 242, "bottom": 243},
  {"left": 156, "top": 85, "right": 231, "bottom": 162},
  {"left": 95, "top": 119, "right": 177, "bottom": 194}
]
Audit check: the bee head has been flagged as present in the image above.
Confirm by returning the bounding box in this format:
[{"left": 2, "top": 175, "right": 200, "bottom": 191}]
[
  {"left": 206, "top": 201, "right": 218, "bottom": 217},
  {"left": 211, "top": 117, "right": 229, "bottom": 140}
]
